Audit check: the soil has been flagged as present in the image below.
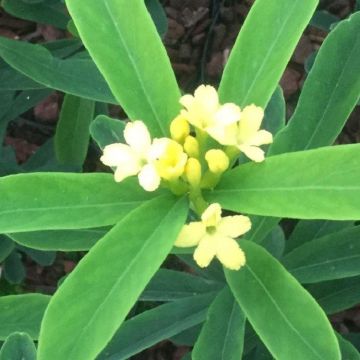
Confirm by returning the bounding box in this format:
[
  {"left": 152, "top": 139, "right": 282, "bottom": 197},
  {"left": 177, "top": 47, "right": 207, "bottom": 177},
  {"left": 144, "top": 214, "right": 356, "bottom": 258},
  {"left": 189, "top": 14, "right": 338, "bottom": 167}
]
[{"left": 0, "top": 0, "right": 359, "bottom": 359}]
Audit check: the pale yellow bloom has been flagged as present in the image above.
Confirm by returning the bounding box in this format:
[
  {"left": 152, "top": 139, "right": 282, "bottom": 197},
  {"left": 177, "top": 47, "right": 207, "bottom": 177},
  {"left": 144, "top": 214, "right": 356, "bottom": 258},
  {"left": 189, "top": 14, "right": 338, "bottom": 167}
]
[
  {"left": 100, "top": 121, "right": 161, "bottom": 191},
  {"left": 149, "top": 138, "right": 188, "bottom": 181},
  {"left": 170, "top": 115, "right": 190, "bottom": 143},
  {"left": 183, "top": 135, "right": 199, "bottom": 158},
  {"left": 175, "top": 203, "right": 251, "bottom": 270},
  {"left": 214, "top": 105, "right": 273, "bottom": 162},
  {"left": 179, "top": 85, "right": 241, "bottom": 142},
  {"left": 184, "top": 157, "right": 202, "bottom": 187},
  {"left": 205, "top": 149, "right": 229, "bottom": 173}
]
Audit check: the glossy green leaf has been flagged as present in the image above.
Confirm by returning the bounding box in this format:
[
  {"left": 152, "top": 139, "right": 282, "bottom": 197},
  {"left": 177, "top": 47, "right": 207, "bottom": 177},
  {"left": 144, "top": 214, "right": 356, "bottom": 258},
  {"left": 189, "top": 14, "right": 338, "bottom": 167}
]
[
  {"left": 263, "top": 86, "right": 285, "bottom": 137},
  {"left": 226, "top": 240, "right": 340, "bottom": 360},
  {"left": 2, "top": 0, "right": 69, "bottom": 29},
  {"left": 19, "top": 246, "right": 56, "bottom": 267},
  {"left": 0, "top": 173, "right": 164, "bottom": 232},
  {"left": 271, "top": 13, "right": 360, "bottom": 155},
  {"left": 219, "top": 0, "right": 318, "bottom": 107},
  {"left": 140, "top": 269, "right": 222, "bottom": 301},
  {"left": 307, "top": 276, "right": 360, "bottom": 315},
  {"left": 8, "top": 228, "right": 108, "bottom": 251},
  {"left": 244, "top": 217, "right": 279, "bottom": 244},
  {"left": 310, "top": 10, "right": 339, "bottom": 31},
  {"left": 337, "top": 333, "right": 360, "bottom": 360},
  {"left": 98, "top": 293, "right": 215, "bottom": 360},
  {"left": 283, "top": 226, "right": 360, "bottom": 283},
  {"left": 90, "top": 115, "right": 125, "bottom": 150},
  {"left": 207, "top": 144, "right": 360, "bottom": 220},
  {"left": 193, "top": 287, "right": 245, "bottom": 360},
  {"left": 0, "top": 332, "right": 37, "bottom": 360},
  {"left": 170, "top": 325, "right": 202, "bottom": 346},
  {"left": 0, "top": 294, "right": 50, "bottom": 340},
  {"left": 66, "top": 0, "right": 181, "bottom": 136},
  {"left": 38, "top": 195, "right": 188, "bottom": 360},
  {"left": 260, "top": 225, "right": 285, "bottom": 259},
  {"left": 55, "top": 94, "right": 95, "bottom": 166},
  {"left": 286, "top": 220, "right": 354, "bottom": 253},
  {"left": 0, "top": 37, "right": 116, "bottom": 103}
]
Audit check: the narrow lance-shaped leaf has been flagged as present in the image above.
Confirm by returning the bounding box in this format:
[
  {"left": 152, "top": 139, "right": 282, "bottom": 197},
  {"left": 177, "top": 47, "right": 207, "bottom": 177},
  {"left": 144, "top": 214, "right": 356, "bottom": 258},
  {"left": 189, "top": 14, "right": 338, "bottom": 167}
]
[
  {"left": 207, "top": 144, "right": 360, "bottom": 220},
  {"left": 55, "top": 94, "right": 95, "bottom": 167},
  {"left": 226, "top": 240, "right": 340, "bottom": 360},
  {"left": 0, "top": 173, "right": 165, "bottom": 233},
  {"left": 271, "top": 12, "right": 360, "bottom": 155},
  {"left": 0, "top": 37, "right": 116, "bottom": 103},
  {"left": 38, "top": 195, "right": 188, "bottom": 360},
  {"left": 66, "top": 0, "right": 181, "bottom": 137},
  {"left": 98, "top": 293, "right": 215, "bottom": 360},
  {"left": 283, "top": 226, "right": 360, "bottom": 284},
  {"left": 192, "top": 286, "right": 246, "bottom": 360},
  {"left": 0, "top": 294, "right": 50, "bottom": 340},
  {"left": 219, "top": 0, "right": 318, "bottom": 107},
  {"left": 0, "top": 333, "right": 37, "bottom": 360}
]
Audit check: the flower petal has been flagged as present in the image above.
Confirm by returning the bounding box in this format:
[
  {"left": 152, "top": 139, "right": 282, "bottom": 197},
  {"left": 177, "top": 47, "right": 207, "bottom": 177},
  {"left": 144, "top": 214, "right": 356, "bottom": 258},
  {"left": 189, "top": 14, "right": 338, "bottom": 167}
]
[
  {"left": 193, "top": 235, "right": 217, "bottom": 268},
  {"left": 101, "top": 143, "right": 139, "bottom": 167},
  {"left": 174, "top": 222, "right": 206, "bottom": 247},
  {"left": 193, "top": 85, "right": 219, "bottom": 113},
  {"left": 214, "top": 103, "right": 241, "bottom": 125},
  {"left": 114, "top": 162, "right": 141, "bottom": 182},
  {"left": 237, "top": 104, "right": 264, "bottom": 142},
  {"left": 201, "top": 203, "right": 222, "bottom": 227},
  {"left": 217, "top": 215, "right": 251, "bottom": 238},
  {"left": 248, "top": 130, "right": 273, "bottom": 146},
  {"left": 206, "top": 122, "right": 238, "bottom": 145},
  {"left": 215, "top": 236, "right": 246, "bottom": 270},
  {"left": 239, "top": 144, "right": 265, "bottom": 162},
  {"left": 138, "top": 164, "right": 161, "bottom": 191},
  {"left": 124, "top": 121, "right": 152, "bottom": 156},
  {"left": 179, "top": 94, "right": 194, "bottom": 109}
]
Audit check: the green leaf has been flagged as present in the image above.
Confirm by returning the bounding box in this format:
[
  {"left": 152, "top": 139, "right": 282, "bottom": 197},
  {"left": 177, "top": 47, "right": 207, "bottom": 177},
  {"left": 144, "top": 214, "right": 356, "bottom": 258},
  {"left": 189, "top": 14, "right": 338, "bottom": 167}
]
[
  {"left": 0, "top": 173, "right": 164, "bottom": 232},
  {"left": 2, "top": 0, "right": 70, "bottom": 29},
  {"left": 38, "top": 195, "right": 188, "bottom": 360},
  {"left": 207, "top": 144, "right": 360, "bottom": 220},
  {"left": 0, "top": 294, "right": 50, "bottom": 340},
  {"left": 225, "top": 240, "right": 340, "bottom": 360},
  {"left": 271, "top": 13, "right": 360, "bottom": 155},
  {"left": 55, "top": 94, "right": 95, "bottom": 167},
  {"left": 90, "top": 115, "right": 125, "bottom": 150},
  {"left": 145, "top": 0, "right": 168, "bottom": 37},
  {"left": 337, "top": 333, "right": 360, "bottom": 360},
  {"left": 286, "top": 220, "right": 354, "bottom": 253},
  {"left": 0, "top": 37, "right": 116, "bottom": 103},
  {"left": 219, "top": 0, "right": 318, "bottom": 107},
  {"left": 19, "top": 246, "right": 56, "bottom": 266},
  {"left": 98, "top": 293, "right": 215, "bottom": 360},
  {"left": 192, "top": 287, "right": 246, "bottom": 360},
  {"left": 0, "top": 332, "right": 37, "bottom": 360},
  {"left": 0, "top": 235, "right": 14, "bottom": 262},
  {"left": 260, "top": 226, "right": 285, "bottom": 259},
  {"left": 307, "top": 276, "right": 360, "bottom": 315},
  {"left": 8, "top": 228, "right": 108, "bottom": 251},
  {"left": 3, "top": 252, "right": 25, "bottom": 284},
  {"left": 140, "top": 269, "right": 222, "bottom": 302},
  {"left": 283, "top": 226, "right": 360, "bottom": 283},
  {"left": 310, "top": 10, "right": 339, "bottom": 31},
  {"left": 66, "top": 0, "right": 181, "bottom": 136},
  {"left": 263, "top": 86, "right": 285, "bottom": 137},
  {"left": 244, "top": 217, "right": 279, "bottom": 244}
]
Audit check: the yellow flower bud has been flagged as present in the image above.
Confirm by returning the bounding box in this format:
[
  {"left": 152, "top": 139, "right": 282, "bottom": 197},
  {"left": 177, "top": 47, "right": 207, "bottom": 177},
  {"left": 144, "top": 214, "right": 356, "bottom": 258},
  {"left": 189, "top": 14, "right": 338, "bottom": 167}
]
[
  {"left": 184, "top": 157, "right": 202, "bottom": 187},
  {"left": 170, "top": 115, "right": 190, "bottom": 143},
  {"left": 205, "top": 149, "right": 229, "bottom": 174},
  {"left": 184, "top": 135, "right": 199, "bottom": 158}
]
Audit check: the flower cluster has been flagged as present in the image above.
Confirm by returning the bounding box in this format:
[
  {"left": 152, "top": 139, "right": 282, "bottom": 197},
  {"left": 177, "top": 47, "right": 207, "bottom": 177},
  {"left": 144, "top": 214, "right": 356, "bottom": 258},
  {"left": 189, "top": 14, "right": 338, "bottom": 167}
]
[{"left": 100, "top": 85, "right": 273, "bottom": 270}]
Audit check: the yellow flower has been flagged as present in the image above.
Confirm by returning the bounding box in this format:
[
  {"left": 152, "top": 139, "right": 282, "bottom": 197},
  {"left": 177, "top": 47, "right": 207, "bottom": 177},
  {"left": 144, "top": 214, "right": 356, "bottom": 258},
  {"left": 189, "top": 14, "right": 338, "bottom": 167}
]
[
  {"left": 183, "top": 135, "right": 199, "bottom": 158},
  {"left": 205, "top": 149, "right": 229, "bottom": 173},
  {"left": 215, "top": 105, "right": 273, "bottom": 162},
  {"left": 184, "top": 157, "right": 202, "bottom": 187},
  {"left": 175, "top": 203, "right": 251, "bottom": 270},
  {"left": 170, "top": 115, "right": 190, "bottom": 143},
  {"left": 100, "top": 121, "right": 161, "bottom": 191},
  {"left": 179, "top": 85, "right": 241, "bottom": 141},
  {"left": 149, "top": 138, "right": 188, "bottom": 181}
]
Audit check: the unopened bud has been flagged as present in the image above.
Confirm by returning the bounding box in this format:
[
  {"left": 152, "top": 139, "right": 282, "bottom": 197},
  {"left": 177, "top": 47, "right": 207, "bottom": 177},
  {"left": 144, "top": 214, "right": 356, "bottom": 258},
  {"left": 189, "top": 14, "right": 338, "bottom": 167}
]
[
  {"left": 184, "top": 158, "right": 201, "bottom": 187},
  {"left": 184, "top": 135, "right": 199, "bottom": 158},
  {"left": 205, "top": 149, "right": 229, "bottom": 174},
  {"left": 170, "top": 115, "right": 190, "bottom": 143}
]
